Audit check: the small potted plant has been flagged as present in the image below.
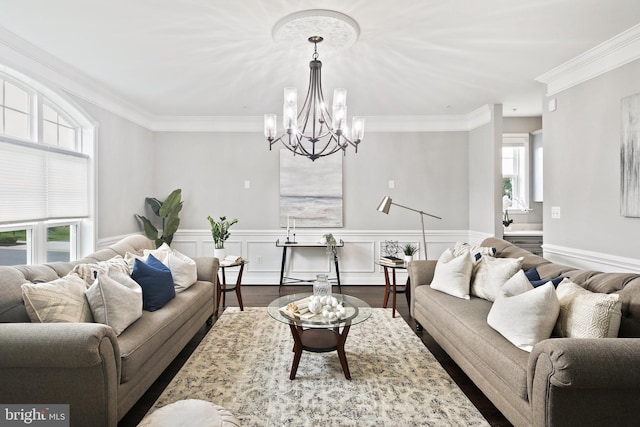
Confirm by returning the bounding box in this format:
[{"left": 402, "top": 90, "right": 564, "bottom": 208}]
[
  {"left": 207, "top": 215, "right": 238, "bottom": 260},
  {"left": 402, "top": 243, "right": 419, "bottom": 264}
]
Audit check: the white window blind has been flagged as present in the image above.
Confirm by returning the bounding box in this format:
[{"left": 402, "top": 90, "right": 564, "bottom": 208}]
[{"left": 0, "top": 141, "right": 88, "bottom": 222}]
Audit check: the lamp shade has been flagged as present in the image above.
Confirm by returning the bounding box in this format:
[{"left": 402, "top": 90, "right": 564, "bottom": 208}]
[{"left": 377, "top": 196, "right": 392, "bottom": 214}]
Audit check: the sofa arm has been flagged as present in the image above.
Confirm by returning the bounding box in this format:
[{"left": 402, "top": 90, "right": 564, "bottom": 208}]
[
  {"left": 193, "top": 256, "right": 219, "bottom": 284},
  {"left": 407, "top": 260, "right": 437, "bottom": 317},
  {"left": 528, "top": 338, "right": 640, "bottom": 426},
  {"left": 0, "top": 323, "right": 120, "bottom": 427}
]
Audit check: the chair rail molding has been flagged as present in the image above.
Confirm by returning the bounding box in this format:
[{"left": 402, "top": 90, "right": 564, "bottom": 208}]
[{"left": 543, "top": 243, "right": 640, "bottom": 273}]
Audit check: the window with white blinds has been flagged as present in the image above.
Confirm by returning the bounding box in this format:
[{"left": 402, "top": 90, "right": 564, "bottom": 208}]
[{"left": 0, "top": 141, "right": 88, "bottom": 222}]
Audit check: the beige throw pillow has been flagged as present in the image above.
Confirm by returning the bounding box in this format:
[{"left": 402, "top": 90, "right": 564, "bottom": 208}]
[
  {"left": 86, "top": 267, "right": 143, "bottom": 335},
  {"left": 21, "top": 274, "right": 93, "bottom": 323},
  {"left": 165, "top": 250, "right": 198, "bottom": 292},
  {"left": 429, "top": 249, "right": 473, "bottom": 300},
  {"left": 487, "top": 270, "right": 560, "bottom": 352},
  {"left": 471, "top": 256, "right": 523, "bottom": 302},
  {"left": 554, "top": 279, "right": 622, "bottom": 338}
]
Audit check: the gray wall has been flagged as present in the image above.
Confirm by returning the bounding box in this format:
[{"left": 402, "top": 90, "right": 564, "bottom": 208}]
[
  {"left": 544, "top": 58, "right": 640, "bottom": 259},
  {"left": 72, "top": 98, "right": 155, "bottom": 240},
  {"left": 152, "top": 131, "right": 470, "bottom": 231},
  {"left": 469, "top": 105, "right": 503, "bottom": 236}
]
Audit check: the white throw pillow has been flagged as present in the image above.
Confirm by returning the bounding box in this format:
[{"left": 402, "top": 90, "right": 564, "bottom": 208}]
[
  {"left": 471, "top": 256, "right": 524, "bottom": 302},
  {"left": 429, "top": 249, "right": 473, "bottom": 300},
  {"left": 21, "top": 274, "right": 94, "bottom": 323},
  {"left": 86, "top": 267, "right": 143, "bottom": 335},
  {"left": 554, "top": 279, "right": 622, "bottom": 338},
  {"left": 487, "top": 270, "right": 560, "bottom": 352},
  {"left": 71, "top": 255, "right": 130, "bottom": 287},
  {"left": 165, "top": 249, "right": 198, "bottom": 292},
  {"left": 125, "top": 242, "right": 173, "bottom": 271}
]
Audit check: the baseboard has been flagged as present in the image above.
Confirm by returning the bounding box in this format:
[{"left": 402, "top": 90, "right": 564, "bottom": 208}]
[{"left": 542, "top": 243, "right": 640, "bottom": 273}]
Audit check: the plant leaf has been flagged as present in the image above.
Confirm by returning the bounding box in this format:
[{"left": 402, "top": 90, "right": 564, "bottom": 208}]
[
  {"left": 135, "top": 214, "right": 159, "bottom": 241},
  {"left": 162, "top": 216, "right": 180, "bottom": 239},
  {"left": 145, "top": 198, "right": 163, "bottom": 216},
  {"left": 159, "top": 189, "right": 182, "bottom": 217}
]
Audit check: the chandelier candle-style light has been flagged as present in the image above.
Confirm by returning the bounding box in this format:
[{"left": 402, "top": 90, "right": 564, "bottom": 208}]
[{"left": 264, "top": 36, "right": 364, "bottom": 161}]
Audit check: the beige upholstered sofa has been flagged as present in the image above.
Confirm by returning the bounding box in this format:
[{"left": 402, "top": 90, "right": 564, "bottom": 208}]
[
  {"left": 0, "top": 235, "right": 218, "bottom": 427},
  {"left": 408, "top": 237, "right": 640, "bottom": 427}
]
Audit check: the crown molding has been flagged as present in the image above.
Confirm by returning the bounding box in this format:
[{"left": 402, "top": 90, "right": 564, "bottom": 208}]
[
  {"left": 536, "top": 23, "right": 640, "bottom": 96},
  {"left": 0, "top": 25, "right": 493, "bottom": 133},
  {"left": 0, "top": 25, "right": 154, "bottom": 128}
]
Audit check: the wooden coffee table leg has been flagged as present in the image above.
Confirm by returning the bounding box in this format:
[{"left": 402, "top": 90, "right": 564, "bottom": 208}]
[
  {"left": 336, "top": 325, "right": 352, "bottom": 380},
  {"left": 289, "top": 324, "right": 304, "bottom": 380}
]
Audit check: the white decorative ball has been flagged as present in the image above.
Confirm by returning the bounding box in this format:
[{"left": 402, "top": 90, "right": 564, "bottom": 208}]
[{"left": 308, "top": 299, "right": 322, "bottom": 314}]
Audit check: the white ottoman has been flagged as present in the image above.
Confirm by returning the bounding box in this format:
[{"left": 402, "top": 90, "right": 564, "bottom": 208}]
[{"left": 138, "top": 399, "right": 241, "bottom": 427}]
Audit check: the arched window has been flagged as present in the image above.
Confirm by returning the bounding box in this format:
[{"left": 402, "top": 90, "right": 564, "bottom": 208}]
[{"left": 0, "top": 67, "right": 95, "bottom": 265}]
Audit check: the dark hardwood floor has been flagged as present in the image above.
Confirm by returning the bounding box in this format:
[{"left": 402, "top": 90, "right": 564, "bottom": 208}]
[{"left": 118, "top": 285, "right": 512, "bottom": 427}]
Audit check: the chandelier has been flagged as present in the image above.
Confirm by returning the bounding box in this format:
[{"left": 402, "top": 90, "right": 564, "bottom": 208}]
[{"left": 264, "top": 36, "right": 364, "bottom": 161}]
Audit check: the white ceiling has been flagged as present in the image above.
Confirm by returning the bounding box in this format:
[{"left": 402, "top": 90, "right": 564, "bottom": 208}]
[{"left": 1, "top": 0, "right": 640, "bottom": 119}]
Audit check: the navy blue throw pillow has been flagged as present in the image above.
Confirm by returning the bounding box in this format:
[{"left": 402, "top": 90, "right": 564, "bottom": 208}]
[
  {"left": 530, "top": 277, "right": 564, "bottom": 288},
  {"left": 525, "top": 267, "right": 540, "bottom": 282},
  {"left": 131, "top": 254, "right": 175, "bottom": 311}
]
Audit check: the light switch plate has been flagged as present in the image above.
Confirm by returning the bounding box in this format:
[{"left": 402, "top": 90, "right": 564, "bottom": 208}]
[
  {"left": 388, "top": 180, "right": 395, "bottom": 189},
  {"left": 244, "top": 180, "right": 251, "bottom": 189},
  {"left": 551, "top": 206, "right": 561, "bottom": 219}
]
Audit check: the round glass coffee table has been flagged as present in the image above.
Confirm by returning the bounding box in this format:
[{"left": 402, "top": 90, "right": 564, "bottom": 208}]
[{"left": 267, "top": 293, "right": 371, "bottom": 380}]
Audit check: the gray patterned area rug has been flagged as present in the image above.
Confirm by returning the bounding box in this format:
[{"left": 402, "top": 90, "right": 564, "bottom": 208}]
[{"left": 147, "top": 307, "right": 489, "bottom": 426}]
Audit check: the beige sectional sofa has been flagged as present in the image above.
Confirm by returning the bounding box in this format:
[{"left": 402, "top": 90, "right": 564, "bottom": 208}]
[
  {"left": 408, "top": 237, "right": 640, "bottom": 427},
  {"left": 0, "top": 235, "right": 218, "bottom": 427}
]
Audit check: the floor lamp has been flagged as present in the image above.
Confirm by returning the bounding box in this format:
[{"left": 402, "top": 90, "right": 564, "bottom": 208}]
[{"left": 376, "top": 196, "right": 442, "bottom": 260}]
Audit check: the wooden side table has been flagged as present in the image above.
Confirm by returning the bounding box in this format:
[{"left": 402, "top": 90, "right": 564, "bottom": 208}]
[
  {"left": 216, "top": 260, "right": 247, "bottom": 316},
  {"left": 375, "top": 262, "right": 411, "bottom": 318}
]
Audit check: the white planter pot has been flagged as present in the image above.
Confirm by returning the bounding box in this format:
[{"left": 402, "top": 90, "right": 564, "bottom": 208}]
[
  {"left": 404, "top": 255, "right": 414, "bottom": 264},
  {"left": 213, "top": 248, "right": 226, "bottom": 261}
]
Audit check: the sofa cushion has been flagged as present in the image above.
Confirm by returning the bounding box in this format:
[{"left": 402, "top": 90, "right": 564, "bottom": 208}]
[
  {"left": 487, "top": 270, "right": 560, "bottom": 352},
  {"left": 116, "top": 281, "right": 212, "bottom": 383},
  {"left": 555, "top": 278, "right": 622, "bottom": 338},
  {"left": 86, "top": 268, "right": 143, "bottom": 336},
  {"left": 429, "top": 249, "right": 472, "bottom": 300},
  {"left": 471, "top": 256, "right": 523, "bottom": 302},
  {"left": 414, "top": 284, "right": 530, "bottom": 400},
  {"left": 21, "top": 274, "right": 94, "bottom": 323},
  {"left": 131, "top": 255, "right": 175, "bottom": 312}
]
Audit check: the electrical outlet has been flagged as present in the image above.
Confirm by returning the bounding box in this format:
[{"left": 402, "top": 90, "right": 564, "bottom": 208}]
[{"left": 551, "top": 206, "right": 561, "bottom": 219}]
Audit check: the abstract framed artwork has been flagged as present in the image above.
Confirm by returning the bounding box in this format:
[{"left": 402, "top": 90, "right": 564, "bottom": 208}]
[
  {"left": 621, "top": 92, "right": 640, "bottom": 217},
  {"left": 280, "top": 150, "right": 343, "bottom": 227}
]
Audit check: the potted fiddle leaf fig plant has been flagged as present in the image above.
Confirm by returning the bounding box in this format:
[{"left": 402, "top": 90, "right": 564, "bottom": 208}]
[
  {"left": 207, "top": 215, "right": 238, "bottom": 260},
  {"left": 135, "top": 188, "right": 182, "bottom": 248}
]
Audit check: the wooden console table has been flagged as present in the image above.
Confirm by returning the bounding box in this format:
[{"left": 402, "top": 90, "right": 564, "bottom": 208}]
[{"left": 276, "top": 239, "right": 344, "bottom": 293}]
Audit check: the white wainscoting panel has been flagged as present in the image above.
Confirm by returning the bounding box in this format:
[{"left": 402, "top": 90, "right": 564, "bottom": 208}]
[{"left": 166, "top": 229, "right": 470, "bottom": 285}]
